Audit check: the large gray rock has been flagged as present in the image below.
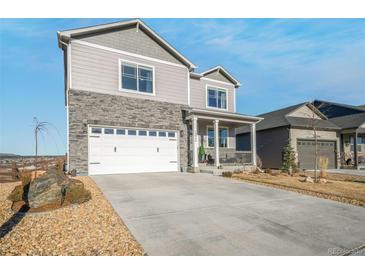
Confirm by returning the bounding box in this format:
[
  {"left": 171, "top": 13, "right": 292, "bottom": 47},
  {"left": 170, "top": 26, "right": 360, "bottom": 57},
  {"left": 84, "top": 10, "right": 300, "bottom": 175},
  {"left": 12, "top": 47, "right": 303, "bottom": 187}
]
[{"left": 28, "top": 168, "right": 90, "bottom": 209}]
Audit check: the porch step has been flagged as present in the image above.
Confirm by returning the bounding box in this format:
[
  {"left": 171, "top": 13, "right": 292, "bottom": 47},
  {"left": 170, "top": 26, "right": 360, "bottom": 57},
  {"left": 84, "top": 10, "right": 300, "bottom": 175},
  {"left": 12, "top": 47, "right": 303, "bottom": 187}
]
[{"left": 199, "top": 165, "right": 255, "bottom": 176}]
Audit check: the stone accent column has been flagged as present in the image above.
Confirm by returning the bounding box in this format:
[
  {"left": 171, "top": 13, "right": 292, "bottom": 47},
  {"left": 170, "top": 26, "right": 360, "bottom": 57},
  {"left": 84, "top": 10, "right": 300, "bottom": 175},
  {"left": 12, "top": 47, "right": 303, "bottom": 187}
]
[
  {"left": 250, "top": 123, "right": 257, "bottom": 166},
  {"left": 214, "top": 119, "right": 220, "bottom": 167},
  {"left": 192, "top": 116, "right": 199, "bottom": 169}
]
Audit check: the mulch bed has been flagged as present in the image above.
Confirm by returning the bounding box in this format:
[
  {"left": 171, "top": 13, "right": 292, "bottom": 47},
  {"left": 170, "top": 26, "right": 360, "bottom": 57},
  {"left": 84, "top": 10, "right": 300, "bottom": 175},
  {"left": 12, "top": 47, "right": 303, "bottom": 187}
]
[
  {"left": 232, "top": 172, "right": 365, "bottom": 207},
  {"left": 0, "top": 177, "right": 144, "bottom": 256}
]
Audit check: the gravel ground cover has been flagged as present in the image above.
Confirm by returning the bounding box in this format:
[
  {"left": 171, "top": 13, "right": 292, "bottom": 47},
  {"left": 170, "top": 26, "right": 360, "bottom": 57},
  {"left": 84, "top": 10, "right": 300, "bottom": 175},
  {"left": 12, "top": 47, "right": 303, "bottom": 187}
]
[
  {"left": 0, "top": 176, "right": 144, "bottom": 256},
  {"left": 232, "top": 172, "right": 365, "bottom": 207}
]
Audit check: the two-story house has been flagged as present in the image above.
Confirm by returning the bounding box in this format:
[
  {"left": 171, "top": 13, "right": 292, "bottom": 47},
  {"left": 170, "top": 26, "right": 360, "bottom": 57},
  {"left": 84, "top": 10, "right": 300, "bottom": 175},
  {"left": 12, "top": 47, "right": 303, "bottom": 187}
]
[{"left": 58, "top": 19, "right": 262, "bottom": 175}]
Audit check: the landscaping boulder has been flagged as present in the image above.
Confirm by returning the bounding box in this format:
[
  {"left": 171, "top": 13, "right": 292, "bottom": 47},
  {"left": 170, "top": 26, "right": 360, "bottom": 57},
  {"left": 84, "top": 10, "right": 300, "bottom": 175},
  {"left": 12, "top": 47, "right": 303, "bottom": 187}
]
[
  {"left": 8, "top": 168, "right": 91, "bottom": 212},
  {"left": 26, "top": 168, "right": 91, "bottom": 209},
  {"left": 304, "top": 176, "right": 314, "bottom": 183},
  {"left": 319, "top": 178, "right": 327, "bottom": 183}
]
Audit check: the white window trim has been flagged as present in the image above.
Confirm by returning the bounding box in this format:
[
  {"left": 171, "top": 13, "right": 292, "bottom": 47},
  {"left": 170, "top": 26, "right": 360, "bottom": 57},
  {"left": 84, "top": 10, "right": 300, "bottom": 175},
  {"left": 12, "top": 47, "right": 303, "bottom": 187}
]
[
  {"left": 206, "top": 125, "right": 229, "bottom": 148},
  {"left": 118, "top": 59, "right": 156, "bottom": 96},
  {"left": 206, "top": 85, "right": 228, "bottom": 111}
]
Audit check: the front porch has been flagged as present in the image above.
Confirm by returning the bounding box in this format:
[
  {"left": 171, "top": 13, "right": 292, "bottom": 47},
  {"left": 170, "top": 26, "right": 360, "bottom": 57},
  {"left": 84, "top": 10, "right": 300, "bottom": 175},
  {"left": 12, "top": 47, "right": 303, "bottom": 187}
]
[
  {"left": 340, "top": 130, "right": 365, "bottom": 170},
  {"left": 184, "top": 108, "right": 263, "bottom": 172}
]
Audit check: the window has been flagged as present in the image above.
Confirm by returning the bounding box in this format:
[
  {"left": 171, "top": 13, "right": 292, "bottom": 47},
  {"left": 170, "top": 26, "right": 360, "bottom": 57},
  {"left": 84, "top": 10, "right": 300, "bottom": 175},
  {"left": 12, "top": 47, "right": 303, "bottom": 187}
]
[
  {"left": 207, "top": 86, "right": 227, "bottom": 109},
  {"left": 207, "top": 128, "right": 215, "bottom": 147},
  {"left": 168, "top": 132, "right": 176, "bottom": 138},
  {"left": 128, "top": 130, "right": 137, "bottom": 135},
  {"left": 149, "top": 131, "right": 157, "bottom": 136},
  {"left": 138, "top": 130, "right": 147, "bottom": 136},
  {"left": 104, "top": 128, "right": 114, "bottom": 134},
  {"left": 91, "top": 127, "right": 102, "bottom": 134},
  {"left": 121, "top": 62, "right": 153, "bottom": 94},
  {"left": 116, "top": 129, "right": 125, "bottom": 135},
  {"left": 207, "top": 127, "right": 228, "bottom": 148},
  {"left": 158, "top": 131, "right": 166, "bottom": 137}
]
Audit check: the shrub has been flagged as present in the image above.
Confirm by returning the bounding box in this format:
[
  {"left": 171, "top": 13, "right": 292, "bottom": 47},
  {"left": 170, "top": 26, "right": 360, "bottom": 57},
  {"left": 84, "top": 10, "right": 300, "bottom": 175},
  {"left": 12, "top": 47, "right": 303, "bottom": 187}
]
[
  {"left": 282, "top": 140, "right": 297, "bottom": 174},
  {"left": 222, "top": 171, "right": 233, "bottom": 178}
]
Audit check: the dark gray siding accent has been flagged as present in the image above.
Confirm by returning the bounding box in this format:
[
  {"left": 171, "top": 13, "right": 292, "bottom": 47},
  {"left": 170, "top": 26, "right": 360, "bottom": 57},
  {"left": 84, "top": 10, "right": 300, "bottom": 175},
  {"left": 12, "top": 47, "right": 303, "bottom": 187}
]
[
  {"left": 236, "top": 127, "right": 289, "bottom": 169},
  {"left": 78, "top": 26, "right": 184, "bottom": 65},
  {"left": 68, "top": 89, "right": 188, "bottom": 174},
  {"left": 204, "top": 70, "right": 233, "bottom": 84}
]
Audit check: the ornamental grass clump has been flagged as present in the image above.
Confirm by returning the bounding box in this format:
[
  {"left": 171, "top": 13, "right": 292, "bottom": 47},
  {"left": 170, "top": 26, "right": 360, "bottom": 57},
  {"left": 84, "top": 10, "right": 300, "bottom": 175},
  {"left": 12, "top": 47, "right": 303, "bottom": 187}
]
[{"left": 319, "top": 157, "right": 329, "bottom": 179}]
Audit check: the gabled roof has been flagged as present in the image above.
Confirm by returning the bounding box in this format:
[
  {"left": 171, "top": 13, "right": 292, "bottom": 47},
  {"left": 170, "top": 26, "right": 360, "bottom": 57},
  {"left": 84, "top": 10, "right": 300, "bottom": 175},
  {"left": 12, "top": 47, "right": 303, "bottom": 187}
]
[
  {"left": 236, "top": 102, "right": 339, "bottom": 134},
  {"left": 203, "top": 66, "right": 241, "bottom": 87},
  {"left": 190, "top": 66, "right": 241, "bottom": 88},
  {"left": 57, "top": 19, "right": 196, "bottom": 70},
  {"left": 329, "top": 112, "right": 365, "bottom": 130}
]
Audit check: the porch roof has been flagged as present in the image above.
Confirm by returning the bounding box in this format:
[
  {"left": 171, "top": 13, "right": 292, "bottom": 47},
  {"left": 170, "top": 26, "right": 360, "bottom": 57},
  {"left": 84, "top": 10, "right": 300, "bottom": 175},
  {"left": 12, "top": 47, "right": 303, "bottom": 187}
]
[{"left": 184, "top": 107, "right": 263, "bottom": 124}]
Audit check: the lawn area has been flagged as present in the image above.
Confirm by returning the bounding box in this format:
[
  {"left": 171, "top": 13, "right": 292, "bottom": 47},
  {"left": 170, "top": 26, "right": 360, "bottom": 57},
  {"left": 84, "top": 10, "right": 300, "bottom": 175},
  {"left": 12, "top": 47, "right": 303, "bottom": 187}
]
[
  {"left": 232, "top": 172, "right": 365, "bottom": 207},
  {"left": 0, "top": 177, "right": 144, "bottom": 256}
]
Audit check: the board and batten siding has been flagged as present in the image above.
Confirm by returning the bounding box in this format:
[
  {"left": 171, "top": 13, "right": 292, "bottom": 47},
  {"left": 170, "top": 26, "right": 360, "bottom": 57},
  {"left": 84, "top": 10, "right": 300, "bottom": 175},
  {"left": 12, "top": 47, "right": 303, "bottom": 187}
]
[
  {"left": 189, "top": 77, "right": 235, "bottom": 112},
  {"left": 70, "top": 41, "right": 189, "bottom": 105}
]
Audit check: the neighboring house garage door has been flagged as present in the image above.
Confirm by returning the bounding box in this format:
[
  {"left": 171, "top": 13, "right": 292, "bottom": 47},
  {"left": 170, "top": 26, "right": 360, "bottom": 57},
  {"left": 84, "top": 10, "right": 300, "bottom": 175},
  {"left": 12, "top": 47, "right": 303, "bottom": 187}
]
[
  {"left": 88, "top": 126, "right": 178, "bottom": 175},
  {"left": 297, "top": 139, "right": 336, "bottom": 170}
]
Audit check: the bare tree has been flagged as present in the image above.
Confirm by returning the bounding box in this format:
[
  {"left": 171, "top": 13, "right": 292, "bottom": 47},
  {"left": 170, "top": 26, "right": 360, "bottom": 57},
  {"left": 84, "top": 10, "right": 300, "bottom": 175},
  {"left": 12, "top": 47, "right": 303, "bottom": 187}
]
[
  {"left": 310, "top": 110, "right": 319, "bottom": 182},
  {"left": 33, "top": 117, "right": 48, "bottom": 178},
  {"left": 303, "top": 104, "right": 321, "bottom": 182}
]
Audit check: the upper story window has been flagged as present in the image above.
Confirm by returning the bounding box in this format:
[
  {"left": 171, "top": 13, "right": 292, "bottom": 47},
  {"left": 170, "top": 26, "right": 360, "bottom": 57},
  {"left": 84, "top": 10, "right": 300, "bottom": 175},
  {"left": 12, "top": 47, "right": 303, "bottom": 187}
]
[
  {"left": 120, "top": 61, "right": 154, "bottom": 94},
  {"left": 207, "top": 86, "right": 227, "bottom": 110}
]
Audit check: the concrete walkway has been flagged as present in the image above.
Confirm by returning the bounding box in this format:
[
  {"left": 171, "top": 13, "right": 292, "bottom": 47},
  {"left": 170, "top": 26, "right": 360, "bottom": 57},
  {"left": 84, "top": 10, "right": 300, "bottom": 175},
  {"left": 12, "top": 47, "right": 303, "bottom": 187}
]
[{"left": 92, "top": 172, "right": 365, "bottom": 255}]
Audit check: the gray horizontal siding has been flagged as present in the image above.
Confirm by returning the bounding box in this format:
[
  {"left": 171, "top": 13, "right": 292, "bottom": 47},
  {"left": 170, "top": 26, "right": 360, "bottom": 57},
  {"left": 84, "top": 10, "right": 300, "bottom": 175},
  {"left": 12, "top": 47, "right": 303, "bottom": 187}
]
[
  {"left": 71, "top": 41, "right": 189, "bottom": 105},
  {"left": 204, "top": 70, "right": 233, "bottom": 84},
  {"left": 190, "top": 78, "right": 235, "bottom": 112},
  {"left": 79, "top": 26, "right": 184, "bottom": 65}
]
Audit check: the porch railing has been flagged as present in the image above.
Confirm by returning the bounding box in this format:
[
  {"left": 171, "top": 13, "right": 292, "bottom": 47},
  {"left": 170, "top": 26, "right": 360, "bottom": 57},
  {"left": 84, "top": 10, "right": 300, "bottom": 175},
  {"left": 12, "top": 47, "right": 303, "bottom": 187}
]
[{"left": 219, "top": 151, "right": 252, "bottom": 165}]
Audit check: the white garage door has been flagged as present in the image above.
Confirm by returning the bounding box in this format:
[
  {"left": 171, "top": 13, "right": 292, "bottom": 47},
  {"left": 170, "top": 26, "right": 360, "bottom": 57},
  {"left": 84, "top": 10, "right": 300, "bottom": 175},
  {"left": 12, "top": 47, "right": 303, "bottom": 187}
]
[{"left": 88, "top": 126, "right": 178, "bottom": 175}]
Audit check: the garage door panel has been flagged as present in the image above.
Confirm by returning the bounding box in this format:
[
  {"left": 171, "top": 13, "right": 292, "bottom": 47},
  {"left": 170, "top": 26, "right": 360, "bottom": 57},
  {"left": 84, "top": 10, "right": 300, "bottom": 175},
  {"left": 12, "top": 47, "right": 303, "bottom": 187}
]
[
  {"left": 297, "top": 139, "right": 336, "bottom": 169},
  {"left": 89, "top": 127, "right": 178, "bottom": 175}
]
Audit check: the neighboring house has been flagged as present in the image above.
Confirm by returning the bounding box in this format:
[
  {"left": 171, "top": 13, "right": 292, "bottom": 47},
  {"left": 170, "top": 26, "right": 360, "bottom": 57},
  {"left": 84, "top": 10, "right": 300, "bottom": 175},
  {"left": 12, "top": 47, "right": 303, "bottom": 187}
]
[
  {"left": 58, "top": 19, "right": 262, "bottom": 175},
  {"left": 313, "top": 100, "right": 365, "bottom": 169},
  {"left": 236, "top": 102, "right": 341, "bottom": 170},
  {"left": 237, "top": 100, "right": 365, "bottom": 170}
]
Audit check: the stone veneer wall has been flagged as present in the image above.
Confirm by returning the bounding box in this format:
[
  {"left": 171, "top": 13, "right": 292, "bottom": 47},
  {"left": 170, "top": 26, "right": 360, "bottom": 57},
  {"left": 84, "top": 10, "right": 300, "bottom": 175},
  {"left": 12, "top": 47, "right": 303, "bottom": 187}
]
[{"left": 68, "top": 89, "right": 188, "bottom": 175}]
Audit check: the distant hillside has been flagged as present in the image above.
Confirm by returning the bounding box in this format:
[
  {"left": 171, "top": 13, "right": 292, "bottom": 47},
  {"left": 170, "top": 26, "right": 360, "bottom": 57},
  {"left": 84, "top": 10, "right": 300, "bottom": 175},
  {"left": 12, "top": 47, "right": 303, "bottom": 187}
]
[
  {"left": 0, "top": 153, "right": 20, "bottom": 157},
  {"left": 358, "top": 105, "right": 365, "bottom": 110}
]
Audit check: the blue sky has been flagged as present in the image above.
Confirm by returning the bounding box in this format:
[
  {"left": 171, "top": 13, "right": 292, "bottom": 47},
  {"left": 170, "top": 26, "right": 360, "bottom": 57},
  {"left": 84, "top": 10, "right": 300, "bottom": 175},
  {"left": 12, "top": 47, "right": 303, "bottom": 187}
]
[{"left": 1, "top": 18, "right": 365, "bottom": 155}]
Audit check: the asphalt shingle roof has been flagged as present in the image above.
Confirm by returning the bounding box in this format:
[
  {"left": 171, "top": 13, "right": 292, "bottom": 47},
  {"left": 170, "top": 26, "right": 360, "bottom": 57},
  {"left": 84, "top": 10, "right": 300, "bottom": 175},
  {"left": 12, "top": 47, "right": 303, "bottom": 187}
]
[
  {"left": 236, "top": 102, "right": 340, "bottom": 134},
  {"left": 329, "top": 112, "right": 365, "bottom": 129}
]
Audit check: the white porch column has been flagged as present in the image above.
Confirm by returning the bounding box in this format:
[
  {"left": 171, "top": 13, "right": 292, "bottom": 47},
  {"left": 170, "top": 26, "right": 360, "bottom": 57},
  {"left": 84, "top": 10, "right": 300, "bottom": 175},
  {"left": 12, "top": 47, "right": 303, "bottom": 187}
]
[
  {"left": 192, "top": 116, "right": 199, "bottom": 168},
  {"left": 214, "top": 119, "right": 220, "bottom": 167},
  {"left": 250, "top": 123, "right": 257, "bottom": 166}
]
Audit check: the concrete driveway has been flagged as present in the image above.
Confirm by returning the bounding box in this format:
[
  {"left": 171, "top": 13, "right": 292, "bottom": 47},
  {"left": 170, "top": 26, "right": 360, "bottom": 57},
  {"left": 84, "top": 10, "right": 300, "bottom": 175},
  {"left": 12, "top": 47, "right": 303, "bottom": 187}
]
[{"left": 92, "top": 173, "right": 365, "bottom": 255}]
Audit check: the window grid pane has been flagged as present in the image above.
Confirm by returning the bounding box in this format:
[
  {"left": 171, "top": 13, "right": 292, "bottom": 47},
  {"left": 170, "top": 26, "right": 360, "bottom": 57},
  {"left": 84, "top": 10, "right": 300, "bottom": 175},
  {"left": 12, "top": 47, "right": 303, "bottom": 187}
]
[
  {"left": 208, "top": 89, "right": 217, "bottom": 108},
  {"left": 208, "top": 88, "right": 226, "bottom": 109},
  {"left": 208, "top": 128, "right": 214, "bottom": 147},
  {"left": 121, "top": 62, "right": 153, "bottom": 93}
]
